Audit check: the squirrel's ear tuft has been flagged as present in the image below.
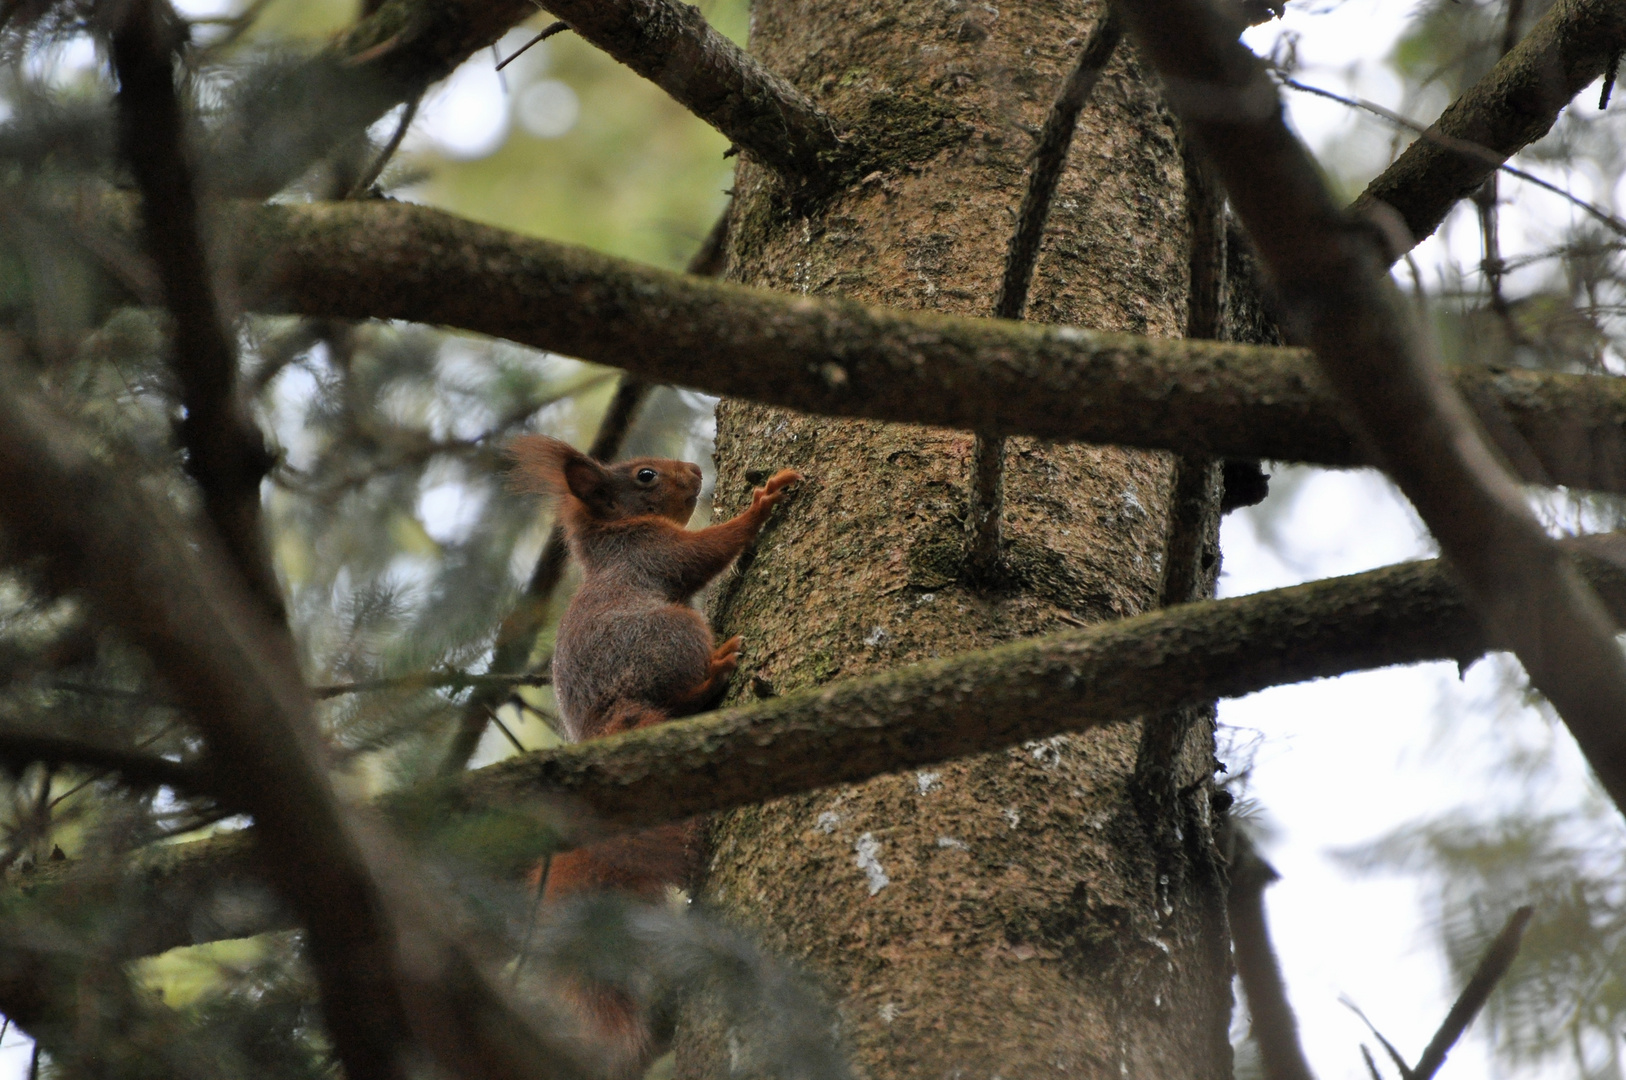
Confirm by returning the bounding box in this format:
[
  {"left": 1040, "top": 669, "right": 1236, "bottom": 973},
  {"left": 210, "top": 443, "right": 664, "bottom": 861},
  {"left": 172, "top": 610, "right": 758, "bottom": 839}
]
[
  {"left": 508, "top": 436, "right": 616, "bottom": 512},
  {"left": 508, "top": 436, "right": 584, "bottom": 497}
]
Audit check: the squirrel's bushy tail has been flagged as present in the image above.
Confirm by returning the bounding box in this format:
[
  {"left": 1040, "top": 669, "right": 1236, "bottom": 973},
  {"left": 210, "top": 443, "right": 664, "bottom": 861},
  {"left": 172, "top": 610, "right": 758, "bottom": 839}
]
[
  {"left": 531, "top": 822, "right": 700, "bottom": 1078},
  {"left": 596, "top": 699, "right": 670, "bottom": 738},
  {"left": 565, "top": 981, "right": 656, "bottom": 1080},
  {"left": 539, "top": 821, "right": 701, "bottom": 904},
  {"left": 531, "top": 699, "right": 695, "bottom": 1075}
]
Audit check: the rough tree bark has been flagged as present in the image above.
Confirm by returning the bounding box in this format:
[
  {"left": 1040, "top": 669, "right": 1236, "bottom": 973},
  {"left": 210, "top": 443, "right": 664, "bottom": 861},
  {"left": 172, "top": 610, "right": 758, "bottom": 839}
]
[{"left": 675, "top": 2, "right": 1233, "bottom": 1076}]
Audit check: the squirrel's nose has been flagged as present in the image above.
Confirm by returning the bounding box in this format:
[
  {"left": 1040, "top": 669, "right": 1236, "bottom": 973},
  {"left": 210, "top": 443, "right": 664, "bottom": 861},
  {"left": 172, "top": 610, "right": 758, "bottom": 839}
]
[{"left": 686, "top": 463, "right": 701, "bottom": 478}]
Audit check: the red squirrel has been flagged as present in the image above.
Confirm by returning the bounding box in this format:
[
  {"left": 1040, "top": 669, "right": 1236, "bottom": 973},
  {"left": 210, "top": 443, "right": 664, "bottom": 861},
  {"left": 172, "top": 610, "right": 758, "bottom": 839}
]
[{"left": 508, "top": 435, "right": 800, "bottom": 1070}]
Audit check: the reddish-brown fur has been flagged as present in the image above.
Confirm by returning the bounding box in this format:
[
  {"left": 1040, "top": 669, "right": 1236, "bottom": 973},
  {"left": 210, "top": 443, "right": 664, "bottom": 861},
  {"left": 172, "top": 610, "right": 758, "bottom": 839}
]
[{"left": 509, "top": 435, "right": 800, "bottom": 1074}]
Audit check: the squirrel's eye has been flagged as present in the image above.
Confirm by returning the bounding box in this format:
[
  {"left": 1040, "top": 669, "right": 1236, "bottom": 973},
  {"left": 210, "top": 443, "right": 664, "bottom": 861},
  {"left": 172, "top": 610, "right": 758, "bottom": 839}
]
[{"left": 636, "top": 468, "right": 658, "bottom": 484}]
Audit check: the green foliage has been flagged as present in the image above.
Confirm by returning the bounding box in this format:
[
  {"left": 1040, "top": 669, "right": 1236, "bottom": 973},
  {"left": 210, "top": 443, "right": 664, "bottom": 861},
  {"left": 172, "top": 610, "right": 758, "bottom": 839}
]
[
  {"left": 0, "top": 0, "right": 734, "bottom": 1067},
  {"left": 419, "top": 0, "right": 744, "bottom": 269},
  {"left": 1345, "top": 794, "right": 1626, "bottom": 1079}
]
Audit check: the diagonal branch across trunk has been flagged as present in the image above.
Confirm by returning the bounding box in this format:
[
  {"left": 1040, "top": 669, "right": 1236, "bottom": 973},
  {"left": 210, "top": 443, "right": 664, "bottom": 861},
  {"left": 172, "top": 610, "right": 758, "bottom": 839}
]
[
  {"left": 1352, "top": 0, "right": 1626, "bottom": 254},
  {"left": 1117, "top": 0, "right": 1626, "bottom": 820},
  {"left": 537, "top": 0, "right": 850, "bottom": 188}
]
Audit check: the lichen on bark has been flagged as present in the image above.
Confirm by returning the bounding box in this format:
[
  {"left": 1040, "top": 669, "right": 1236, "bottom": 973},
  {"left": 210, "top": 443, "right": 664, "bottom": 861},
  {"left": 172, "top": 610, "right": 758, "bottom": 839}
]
[{"left": 675, "top": 1, "right": 1233, "bottom": 1076}]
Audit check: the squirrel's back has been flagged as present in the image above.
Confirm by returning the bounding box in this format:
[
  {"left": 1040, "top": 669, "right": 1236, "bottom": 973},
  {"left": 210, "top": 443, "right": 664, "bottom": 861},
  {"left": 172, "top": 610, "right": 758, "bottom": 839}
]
[{"left": 509, "top": 436, "right": 716, "bottom": 740}]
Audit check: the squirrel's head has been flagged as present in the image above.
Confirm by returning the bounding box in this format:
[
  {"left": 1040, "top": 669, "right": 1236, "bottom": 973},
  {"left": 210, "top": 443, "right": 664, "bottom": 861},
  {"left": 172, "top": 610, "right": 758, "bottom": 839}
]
[{"left": 509, "top": 435, "right": 703, "bottom": 525}]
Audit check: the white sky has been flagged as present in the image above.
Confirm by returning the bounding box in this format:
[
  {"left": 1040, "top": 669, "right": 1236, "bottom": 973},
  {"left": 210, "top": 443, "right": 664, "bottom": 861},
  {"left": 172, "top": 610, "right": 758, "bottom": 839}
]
[
  {"left": 1230, "top": 2, "right": 1622, "bottom": 1076},
  {"left": 4, "top": 1, "right": 1622, "bottom": 1076}
]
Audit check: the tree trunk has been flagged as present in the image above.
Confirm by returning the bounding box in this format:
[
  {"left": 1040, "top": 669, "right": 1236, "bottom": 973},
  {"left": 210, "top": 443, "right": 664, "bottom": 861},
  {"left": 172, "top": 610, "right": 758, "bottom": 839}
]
[{"left": 677, "top": 1, "right": 1234, "bottom": 1076}]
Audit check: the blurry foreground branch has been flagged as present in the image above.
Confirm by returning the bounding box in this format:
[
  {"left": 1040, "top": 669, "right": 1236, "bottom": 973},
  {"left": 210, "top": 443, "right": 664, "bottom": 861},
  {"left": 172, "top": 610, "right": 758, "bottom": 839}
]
[
  {"left": 111, "top": 0, "right": 282, "bottom": 619},
  {"left": 0, "top": 375, "right": 593, "bottom": 1080},
  {"left": 1119, "top": 0, "right": 1626, "bottom": 824}
]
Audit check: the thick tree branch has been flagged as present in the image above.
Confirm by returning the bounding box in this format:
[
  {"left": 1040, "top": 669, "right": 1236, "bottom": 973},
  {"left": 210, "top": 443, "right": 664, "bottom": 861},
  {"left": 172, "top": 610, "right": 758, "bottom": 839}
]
[
  {"left": 28, "top": 535, "right": 1626, "bottom": 962},
  {"left": 538, "top": 0, "right": 849, "bottom": 187},
  {"left": 230, "top": 199, "right": 1626, "bottom": 495},
  {"left": 111, "top": 0, "right": 282, "bottom": 619},
  {"left": 1121, "top": 0, "right": 1626, "bottom": 823},
  {"left": 314, "top": 669, "right": 550, "bottom": 699},
  {"left": 1352, "top": 0, "right": 1626, "bottom": 253},
  {"left": 454, "top": 537, "right": 1626, "bottom": 830},
  {"left": 0, "top": 377, "right": 588, "bottom": 1080}
]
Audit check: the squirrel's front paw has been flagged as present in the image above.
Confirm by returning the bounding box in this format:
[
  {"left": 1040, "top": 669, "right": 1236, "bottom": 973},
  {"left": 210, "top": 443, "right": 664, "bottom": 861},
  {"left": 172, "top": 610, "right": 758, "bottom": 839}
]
[{"left": 750, "top": 470, "right": 803, "bottom": 512}]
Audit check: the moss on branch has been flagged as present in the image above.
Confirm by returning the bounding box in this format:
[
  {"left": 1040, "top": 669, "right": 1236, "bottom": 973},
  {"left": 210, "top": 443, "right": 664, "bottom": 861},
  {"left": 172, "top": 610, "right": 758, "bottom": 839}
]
[
  {"left": 462, "top": 539, "right": 1626, "bottom": 828},
  {"left": 237, "top": 199, "right": 1626, "bottom": 495},
  {"left": 27, "top": 537, "right": 1626, "bottom": 964}
]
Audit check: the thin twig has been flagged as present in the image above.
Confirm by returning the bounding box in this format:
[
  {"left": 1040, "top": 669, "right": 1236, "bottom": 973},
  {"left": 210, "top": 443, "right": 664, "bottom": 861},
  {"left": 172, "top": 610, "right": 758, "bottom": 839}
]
[
  {"left": 312, "top": 669, "right": 550, "bottom": 699},
  {"left": 967, "top": 10, "right": 1123, "bottom": 583},
  {"left": 1228, "top": 832, "right": 1317, "bottom": 1080},
  {"left": 1411, "top": 905, "right": 1534, "bottom": 1080},
  {"left": 511, "top": 852, "right": 551, "bottom": 981},
  {"left": 348, "top": 93, "right": 421, "bottom": 198},
  {"left": 49, "top": 728, "right": 178, "bottom": 809},
  {"left": 0, "top": 764, "right": 54, "bottom": 877},
  {"left": 1475, "top": 1, "right": 1525, "bottom": 360},
  {"left": 495, "top": 19, "right": 568, "bottom": 71},
  {"left": 0, "top": 731, "right": 202, "bottom": 794},
  {"left": 1340, "top": 998, "right": 1414, "bottom": 1080},
  {"left": 1119, "top": 0, "right": 1626, "bottom": 824},
  {"left": 1282, "top": 76, "right": 1626, "bottom": 239},
  {"left": 487, "top": 707, "right": 528, "bottom": 754}
]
